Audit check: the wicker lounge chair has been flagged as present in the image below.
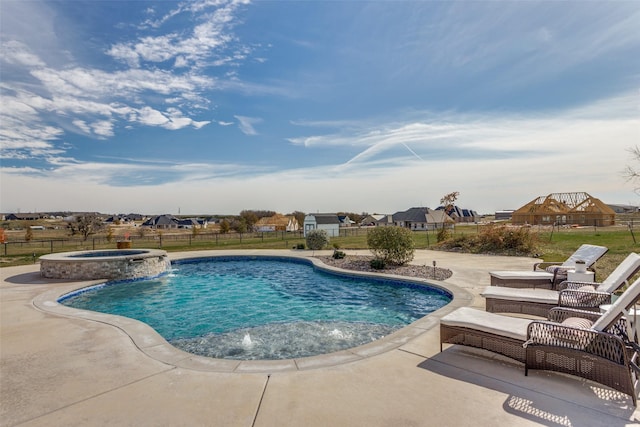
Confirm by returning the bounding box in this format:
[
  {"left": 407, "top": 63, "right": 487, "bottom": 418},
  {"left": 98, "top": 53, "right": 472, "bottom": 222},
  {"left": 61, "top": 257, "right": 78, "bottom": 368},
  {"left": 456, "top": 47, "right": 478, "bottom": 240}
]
[
  {"left": 482, "top": 253, "right": 640, "bottom": 317},
  {"left": 440, "top": 277, "right": 640, "bottom": 404},
  {"left": 489, "top": 244, "right": 608, "bottom": 289}
]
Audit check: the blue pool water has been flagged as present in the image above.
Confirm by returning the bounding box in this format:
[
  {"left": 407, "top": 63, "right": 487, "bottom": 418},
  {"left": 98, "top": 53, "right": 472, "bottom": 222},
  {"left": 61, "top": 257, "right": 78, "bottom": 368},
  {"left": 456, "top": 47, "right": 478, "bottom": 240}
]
[{"left": 61, "top": 257, "right": 451, "bottom": 360}]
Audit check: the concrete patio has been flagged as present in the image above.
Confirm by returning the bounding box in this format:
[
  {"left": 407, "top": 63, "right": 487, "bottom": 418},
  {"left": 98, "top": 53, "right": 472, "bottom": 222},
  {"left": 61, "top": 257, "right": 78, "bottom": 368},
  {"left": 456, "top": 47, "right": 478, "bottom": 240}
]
[{"left": 1, "top": 249, "right": 639, "bottom": 426}]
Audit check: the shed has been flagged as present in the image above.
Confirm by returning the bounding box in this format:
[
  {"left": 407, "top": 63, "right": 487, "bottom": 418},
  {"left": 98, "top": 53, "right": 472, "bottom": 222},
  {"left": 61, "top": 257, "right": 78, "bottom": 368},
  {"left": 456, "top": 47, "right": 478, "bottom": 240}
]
[{"left": 303, "top": 214, "right": 340, "bottom": 237}]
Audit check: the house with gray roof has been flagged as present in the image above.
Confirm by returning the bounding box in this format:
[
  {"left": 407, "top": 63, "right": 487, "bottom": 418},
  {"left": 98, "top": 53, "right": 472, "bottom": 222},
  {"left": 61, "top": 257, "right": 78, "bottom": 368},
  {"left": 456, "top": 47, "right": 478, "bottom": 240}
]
[
  {"left": 378, "top": 207, "right": 453, "bottom": 231},
  {"left": 436, "top": 205, "right": 479, "bottom": 223},
  {"left": 142, "top": 214, "right": 179, "bottom": 229}
]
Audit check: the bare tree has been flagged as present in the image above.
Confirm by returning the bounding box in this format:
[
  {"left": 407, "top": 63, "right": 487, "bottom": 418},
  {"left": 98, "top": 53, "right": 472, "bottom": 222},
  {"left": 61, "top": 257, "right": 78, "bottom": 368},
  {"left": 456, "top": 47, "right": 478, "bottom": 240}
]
[
  {"left": 68, "top": 214, "right": 103, "bottom": 240},
  {"left": 624, "top": 146, "right": 640, "bottom": 195},
  {"left": 437, "top": 191, "right": 459, "bottom": 242}
]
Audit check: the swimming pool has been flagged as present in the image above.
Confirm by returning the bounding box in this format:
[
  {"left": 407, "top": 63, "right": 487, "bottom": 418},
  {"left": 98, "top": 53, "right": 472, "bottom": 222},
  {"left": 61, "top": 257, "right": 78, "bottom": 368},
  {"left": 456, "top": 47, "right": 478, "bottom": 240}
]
[{"left": 60, "top": 256, "right": 451, "bottom": 360}]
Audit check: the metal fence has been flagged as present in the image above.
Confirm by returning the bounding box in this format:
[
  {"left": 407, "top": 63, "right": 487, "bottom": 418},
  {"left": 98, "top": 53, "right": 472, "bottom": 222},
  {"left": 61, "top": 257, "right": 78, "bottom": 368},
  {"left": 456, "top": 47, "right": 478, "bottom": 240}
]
[{"left": 1, "top": 228, "right": 372, "bottom": 257}]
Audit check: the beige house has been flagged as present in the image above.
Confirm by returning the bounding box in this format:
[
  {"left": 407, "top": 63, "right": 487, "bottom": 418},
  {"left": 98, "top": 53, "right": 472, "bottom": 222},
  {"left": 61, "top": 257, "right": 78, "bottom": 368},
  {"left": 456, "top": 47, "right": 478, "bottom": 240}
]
[{"left": 255, "top": 214, "right": 300, "bottom": 232}]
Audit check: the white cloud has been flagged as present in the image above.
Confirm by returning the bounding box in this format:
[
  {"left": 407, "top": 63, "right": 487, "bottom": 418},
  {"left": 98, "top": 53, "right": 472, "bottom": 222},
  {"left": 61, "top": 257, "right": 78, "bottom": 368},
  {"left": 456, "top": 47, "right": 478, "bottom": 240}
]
[
  {"left": 137, "top": 107, "right": 170, "bottom": 127},
  {"left": 0, "top": 0, "right": 248, "bottom": 162},
  {"left": 0, "top": 40, "right": 46, "bottom": 67},
  {"left": 107, "top": 0, "right": 248, "bottom": 69},
  {"left": 234, "top": 115, "right": 262, "bottom": 135},
  {"left": 72, "top": 119, "right": 91, "bottom": 134},
  {"left": 91, "top": 120, "right": 115, "bottom": 138}
]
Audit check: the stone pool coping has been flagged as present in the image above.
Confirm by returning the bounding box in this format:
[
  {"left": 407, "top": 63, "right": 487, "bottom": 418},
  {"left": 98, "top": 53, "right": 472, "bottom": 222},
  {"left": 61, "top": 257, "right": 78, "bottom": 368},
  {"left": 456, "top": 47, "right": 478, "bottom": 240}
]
[{"left": 33, "top": 250, "right": 473, "bottom": 373}]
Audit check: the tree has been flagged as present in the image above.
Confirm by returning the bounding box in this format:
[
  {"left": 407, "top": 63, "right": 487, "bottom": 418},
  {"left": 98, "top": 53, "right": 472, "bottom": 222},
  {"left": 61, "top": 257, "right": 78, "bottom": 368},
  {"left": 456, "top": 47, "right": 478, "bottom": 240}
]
[
  {"left": 231, "top": 218, "right": 247, "bottom": 233},
  {"left": 67, "top": 214, "right": 103, "bottom": 241},
  {"left": 239, "top": 210, "right": 260, "bottom": 231},
  {"left": 306, "top": 229, "right": 329, "bottom": 250},
  {"left": 25, "top": 226, "right": 33, "bottom": 242},
  {"left": 624, "top": 146, "right": 640, "bottom": 194},
  {"left": 367, "top": 226, "right": 415, "bottom": 265},
  {"left": 438, "top": 191, "right": 459, "bottom": 242},
  {"left": 219, "top": 219, "right": 230, "bottom": 234}
]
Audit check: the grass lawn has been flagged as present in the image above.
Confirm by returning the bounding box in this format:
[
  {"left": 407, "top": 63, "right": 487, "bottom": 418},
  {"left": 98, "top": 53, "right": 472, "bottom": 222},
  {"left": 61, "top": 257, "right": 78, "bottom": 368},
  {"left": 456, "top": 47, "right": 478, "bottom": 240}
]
[{"left": 1, "top": 224, "right": 637, "bottom": 280}]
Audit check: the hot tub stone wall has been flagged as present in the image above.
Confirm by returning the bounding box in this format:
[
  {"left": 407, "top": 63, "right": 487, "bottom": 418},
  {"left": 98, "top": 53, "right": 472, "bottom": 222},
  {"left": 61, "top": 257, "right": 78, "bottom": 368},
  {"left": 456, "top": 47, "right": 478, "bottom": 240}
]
[{"left": 40, "top": 250, "right": 170, "bottom": 280}]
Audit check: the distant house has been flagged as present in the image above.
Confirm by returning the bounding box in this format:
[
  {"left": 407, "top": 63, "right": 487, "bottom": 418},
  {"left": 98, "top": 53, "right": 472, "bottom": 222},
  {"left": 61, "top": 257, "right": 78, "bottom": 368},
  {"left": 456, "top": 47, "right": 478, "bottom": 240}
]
[
  {"left": 378, "top": 207, "right": 453, "bottom": 231},
  {"left": 142, "top": 214, "right": 180, "bottom": 229},
  {"left": 303, "top": 214, "right": 340, "bottom": 237},
  {"left": 608, "top": 204, "right": 639, "bottom": 214},
  {"left": 360, "top": 214, "right": 386, "bottom": 226},
  {"left": 494, "top": 210, "right": 515, "bottom": 220},
  {"left": 6, "top": 213, "right": 46, "bottom": 221},
  {"left": 337, "top": 215, "right": 355, "bottom": 227},
  {"left": 177, "top": 218, "right": 199, "bottom": 229},
  {"left": 255, "top": 214, "right": 299, "bottom": 232},
  {"left": 436, "top": 205, "right": 479, "bottom": 223}
]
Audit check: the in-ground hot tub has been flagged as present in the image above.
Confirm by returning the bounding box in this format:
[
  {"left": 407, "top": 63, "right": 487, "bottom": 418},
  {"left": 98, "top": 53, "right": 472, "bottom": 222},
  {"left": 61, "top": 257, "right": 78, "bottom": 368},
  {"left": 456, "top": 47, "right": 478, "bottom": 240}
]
[{"left": 40, "top": 249, "right": 170, "bottom": 280}]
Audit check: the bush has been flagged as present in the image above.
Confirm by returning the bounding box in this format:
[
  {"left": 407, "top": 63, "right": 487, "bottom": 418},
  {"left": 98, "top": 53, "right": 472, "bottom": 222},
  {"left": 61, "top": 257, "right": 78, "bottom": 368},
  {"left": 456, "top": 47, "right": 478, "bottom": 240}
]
[
  {"left": 332, "top": 250, "right": 346, "bottom": 259},
  {"left": 366, "top": 226, "right": 415, "bottom": 265},
  {"left": 370, "top": 258, "right": 386, "bottom": 269},
  {"left": 305, "top": 229, "right": 329, "bottom": 250},
  {"left": 294, "top": 243, "right": 305, "bottom": 250},
  {"left": 436, "top": 224, "right": 539, "bottom": 256},
  {"left": 437, "top": 227, "right": 451, "bottom": 242}
]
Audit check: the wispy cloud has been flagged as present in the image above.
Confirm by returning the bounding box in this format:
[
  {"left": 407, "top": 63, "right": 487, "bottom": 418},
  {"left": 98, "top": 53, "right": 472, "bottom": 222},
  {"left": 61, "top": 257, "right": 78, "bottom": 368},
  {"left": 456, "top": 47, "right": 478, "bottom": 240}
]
[
  {"left": 234, "top": 115, "right": 262, "bottom": 135},
  {"left": 108, "top": 0, "right": 250, "bottom": 69},
  {"left": 287, "top": 94, "right": 637, "bottom": 173}
]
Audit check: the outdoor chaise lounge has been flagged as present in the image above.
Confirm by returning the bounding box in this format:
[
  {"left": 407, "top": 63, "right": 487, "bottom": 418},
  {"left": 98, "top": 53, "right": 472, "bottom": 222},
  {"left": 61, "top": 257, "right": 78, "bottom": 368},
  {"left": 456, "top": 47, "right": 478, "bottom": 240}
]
[
  {"left": 489, "top": 244, "right": 608, "bottom": 289},
  {"left": 440, "top": 277, "right": 640, "bottom": 404},
  {"left": 482, "top": 253, "right": 640, "bottom": 317}
]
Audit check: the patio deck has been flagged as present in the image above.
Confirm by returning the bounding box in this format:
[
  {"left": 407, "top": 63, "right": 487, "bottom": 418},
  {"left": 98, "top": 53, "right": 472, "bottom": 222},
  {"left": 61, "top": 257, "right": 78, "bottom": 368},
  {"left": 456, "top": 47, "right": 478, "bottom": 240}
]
[{"left": 1, "top": 249, "right": 638, "bottom": 426}]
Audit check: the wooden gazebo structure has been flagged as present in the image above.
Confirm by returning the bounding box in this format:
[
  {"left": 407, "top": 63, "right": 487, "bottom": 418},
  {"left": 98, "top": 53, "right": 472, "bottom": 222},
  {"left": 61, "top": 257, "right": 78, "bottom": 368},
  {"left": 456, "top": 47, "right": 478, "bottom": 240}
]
[{"left": 511, "top": 192, "right": 616, "bottom": 226}]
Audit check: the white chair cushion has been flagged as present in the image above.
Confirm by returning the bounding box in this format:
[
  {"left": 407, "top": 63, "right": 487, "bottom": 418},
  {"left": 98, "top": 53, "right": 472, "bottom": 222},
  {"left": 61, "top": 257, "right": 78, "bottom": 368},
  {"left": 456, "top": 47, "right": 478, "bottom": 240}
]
[
  {"left": 440, "top": 307, "right": 529, "bottom": 341},
  {"left": 489, "top": 270, "right": 554, "bottom": 280},
  {"left": 481, "top": 286, "right": 559, "bottom": 304}
]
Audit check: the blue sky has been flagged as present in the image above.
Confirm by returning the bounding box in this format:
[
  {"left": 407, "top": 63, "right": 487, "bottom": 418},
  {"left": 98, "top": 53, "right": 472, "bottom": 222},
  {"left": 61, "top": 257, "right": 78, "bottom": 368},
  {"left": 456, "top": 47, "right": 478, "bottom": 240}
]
[{"left": 1, "top": 0, "right": 638, "bottom": 215}]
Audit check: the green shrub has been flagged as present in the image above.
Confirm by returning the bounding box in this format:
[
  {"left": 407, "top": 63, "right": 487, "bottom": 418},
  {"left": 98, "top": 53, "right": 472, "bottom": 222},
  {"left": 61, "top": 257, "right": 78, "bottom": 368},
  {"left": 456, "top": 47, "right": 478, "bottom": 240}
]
[
  {"left": 305, "top": 229, "right": 329, "bottom": 250},
  {"left": 366, "top": 226, "right": 415, "bottom": 265},
  {"left": 294, "top": 243, "right": 305, "bottom": 250},
  {"left": 332, "top": 250, "right": 346, "bottom": 259},
  {"left": 370, "top": 258, "right": 386, "bottom": 269}
]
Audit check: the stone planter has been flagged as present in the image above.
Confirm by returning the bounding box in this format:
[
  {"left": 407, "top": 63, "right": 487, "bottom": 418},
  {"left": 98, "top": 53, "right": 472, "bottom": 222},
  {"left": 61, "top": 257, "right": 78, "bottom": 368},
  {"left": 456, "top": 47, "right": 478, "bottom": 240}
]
[{"left": 117, "top": 240, "right": 132, "bottom": 249}]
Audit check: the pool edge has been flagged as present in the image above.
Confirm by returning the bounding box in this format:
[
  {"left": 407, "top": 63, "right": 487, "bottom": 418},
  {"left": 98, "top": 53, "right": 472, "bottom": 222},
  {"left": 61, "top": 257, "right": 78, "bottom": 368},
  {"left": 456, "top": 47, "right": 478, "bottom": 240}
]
[{"left": 32, "top": 250, "right": 474, "bottom": 373}]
